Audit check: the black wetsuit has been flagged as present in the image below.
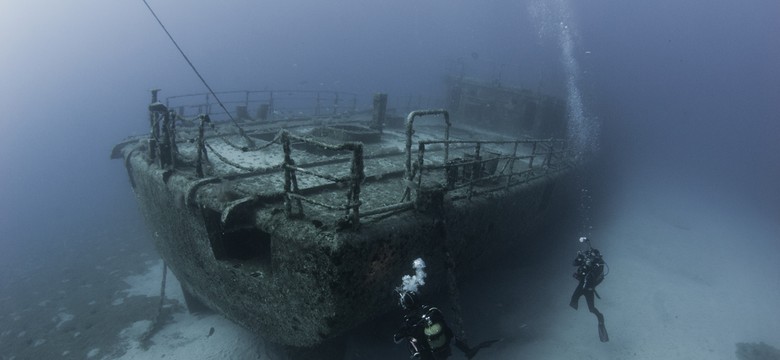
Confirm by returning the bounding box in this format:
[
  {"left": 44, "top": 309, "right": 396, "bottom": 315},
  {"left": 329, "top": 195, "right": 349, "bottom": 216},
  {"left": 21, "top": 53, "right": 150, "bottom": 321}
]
[
  {"left": 570, "top": 250, "right": 609, "bottom": 342},
  {"left": 394, "top": 305, "right": 454, "bottom": 360}
]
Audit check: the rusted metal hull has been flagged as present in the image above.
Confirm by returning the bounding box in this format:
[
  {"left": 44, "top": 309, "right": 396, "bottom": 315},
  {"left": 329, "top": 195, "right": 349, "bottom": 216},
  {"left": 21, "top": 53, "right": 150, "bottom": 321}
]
[
  {"left": 113, "top": 83, "right": 577, "bottom": 357},
  {"left": 121, "top": 146, "right": 576, "bottom": 348}
]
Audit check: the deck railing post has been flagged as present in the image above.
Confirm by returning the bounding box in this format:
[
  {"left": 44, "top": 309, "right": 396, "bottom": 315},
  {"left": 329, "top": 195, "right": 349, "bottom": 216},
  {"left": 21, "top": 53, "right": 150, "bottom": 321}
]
[
  {"left": 372, "top": 93, "right": 387, "bottom": 134},
  {"left": 148, "top": 89, "right": 161, "bottom": 161},
  {"left": 416, "top": 143, "right": 426, "bottom": 201},
  {"left": 505, "top": 141, "right": 519, "bottom": 188},
  {"left": 269, "top": 91, "right": 275, "bottom": 121},
  {"left": 543, "top": 141, "right": 553, "bottom": 170},
  {"left": 195, "top": 114, "right": 210, "bottom": 178},
  {"left": 282, "top": 131, "right": 293, "bottom": 216},
  {"left": 159, "top": 109, "right": 173, "bottom": 168},
  {"left": 348, "top": 144, "right": 365, "bottom": 227},
  {"left": 403, "top": 109, "right": 451, "bottom": 202},
  {"left": 315, "top": 92, "right": 321, "bottom": 116},
  {"left": 148, "top": 100, "right": 174, "bottom": 169},
  {"left": 468, "top": 142, "right": 481, "bottom": 200},
  {"left": 281, "top": 131, "right": 303, "bottom": 217}
]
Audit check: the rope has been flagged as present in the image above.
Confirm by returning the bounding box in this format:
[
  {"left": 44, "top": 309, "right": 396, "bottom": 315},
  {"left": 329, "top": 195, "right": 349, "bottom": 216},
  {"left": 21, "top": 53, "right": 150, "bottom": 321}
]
[
  {"left": 157, "top": 261, "right": 168, "bottom": 317},
  {"left": 173, "top": 113, "right": 263, "bottom": 153},
  {"left": 204, "top": 142, "right": 259, "bottom": 172},
  {"left": 142, "top": 0, "right": 255, "bottom": 150},
  {"left": 202, "top": 129, "right": 281, "bottom": 172},
  {"left": 172, "top": 111, "right": 282, "bottom": 173},
  {"left": 208, "top": 122, "right": 255, "bottom": 151},
  {"left": 140, "top": 261, "right": 169, "bottom": 349}
]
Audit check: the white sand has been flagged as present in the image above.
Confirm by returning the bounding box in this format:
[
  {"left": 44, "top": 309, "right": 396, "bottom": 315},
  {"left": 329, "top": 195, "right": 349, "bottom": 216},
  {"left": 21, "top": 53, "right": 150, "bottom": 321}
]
[
  {"left": 466, "top": 178, "right": 780, "bottom": 359},
  {"left": 113, "top": 312, "right": 262, "bottom": 360},
  {"left": 109, "top": 261, "right": 263, "bottom": 360},
  {"left": 121, "top": 260, "right": 177, "bottom": 299},
  {"left": 112, "top": 260, "right": 264, "bottom": 359}
]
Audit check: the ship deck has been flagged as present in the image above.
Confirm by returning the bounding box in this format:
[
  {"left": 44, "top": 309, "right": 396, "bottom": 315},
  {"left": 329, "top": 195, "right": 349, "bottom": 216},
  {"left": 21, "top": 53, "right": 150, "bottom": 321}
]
[{"left": 165, "top": 115, "right": 568, "bottom": 227}]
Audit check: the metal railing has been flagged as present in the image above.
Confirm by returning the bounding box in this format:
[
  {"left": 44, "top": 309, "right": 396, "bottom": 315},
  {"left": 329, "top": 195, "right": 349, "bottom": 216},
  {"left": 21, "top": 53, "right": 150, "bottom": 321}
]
[
  {"left": 274, "top": 108, "right": 573, "bottom": 228},
  {"left": 165, "top": 90, "right": 360, "bottom": 121},
  {"left": 146, "top": 92, "right": 573, "bottom": 227},
  {"left": 280, "top": 130, "right": 365, "bottom": 228},
  {"left": 400, "top": 109, "right": 573, "bottom": 204},
  {"left": 403, "top": 109, "right": 451, "bottom": 201},
  {"left": 410, "top": 138, "right": 572, "bottom": 201},
  {"left": 272, "top": 107, "right": 574, "bottom": 228}
]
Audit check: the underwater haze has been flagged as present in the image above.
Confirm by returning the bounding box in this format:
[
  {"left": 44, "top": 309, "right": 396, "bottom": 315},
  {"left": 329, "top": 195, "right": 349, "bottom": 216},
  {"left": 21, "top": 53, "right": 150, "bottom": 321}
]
[{"left": 1, "top": 0, "right": 778, "bottom": 359}]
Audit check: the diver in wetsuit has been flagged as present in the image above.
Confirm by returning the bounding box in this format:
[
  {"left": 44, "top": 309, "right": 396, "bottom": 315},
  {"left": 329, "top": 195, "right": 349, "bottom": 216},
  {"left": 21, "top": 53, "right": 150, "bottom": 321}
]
[
  {"left": 569, "top": 237, "right": 609, "bottom": 342},
  {"left": 394, "top": 291, "right": 498, "bottom": 359}
]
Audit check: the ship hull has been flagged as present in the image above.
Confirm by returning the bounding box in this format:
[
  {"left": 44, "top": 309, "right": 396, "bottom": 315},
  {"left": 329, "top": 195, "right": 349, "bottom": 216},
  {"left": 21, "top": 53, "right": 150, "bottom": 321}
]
[{"left": 124, "top": 149, "right": 576, "bottom": 348}]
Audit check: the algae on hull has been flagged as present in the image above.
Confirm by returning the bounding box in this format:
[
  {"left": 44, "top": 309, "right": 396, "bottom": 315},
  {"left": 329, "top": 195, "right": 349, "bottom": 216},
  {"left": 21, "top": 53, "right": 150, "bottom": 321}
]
[{"left": 112, "top": 86, "right": 577, "bottom": 349}]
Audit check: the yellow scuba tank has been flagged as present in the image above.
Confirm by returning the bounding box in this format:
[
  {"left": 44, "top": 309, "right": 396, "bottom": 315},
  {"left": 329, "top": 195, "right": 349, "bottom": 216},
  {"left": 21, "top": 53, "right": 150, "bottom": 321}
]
[{"left": 423, "top": 308, "right": 447, "bottom": 349}]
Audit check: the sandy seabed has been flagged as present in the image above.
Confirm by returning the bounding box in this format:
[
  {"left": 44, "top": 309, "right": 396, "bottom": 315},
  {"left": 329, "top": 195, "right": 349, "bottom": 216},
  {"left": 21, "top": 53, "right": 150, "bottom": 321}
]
[{"left": 456, "top": 184, "right": 780, "bottom": 360}]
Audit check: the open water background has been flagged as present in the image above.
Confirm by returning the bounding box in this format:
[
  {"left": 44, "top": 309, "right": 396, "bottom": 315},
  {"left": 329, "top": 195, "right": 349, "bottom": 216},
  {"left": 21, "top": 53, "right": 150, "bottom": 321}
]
[{"left": 1, "top": 0, "right": 778, "bottom": 358}]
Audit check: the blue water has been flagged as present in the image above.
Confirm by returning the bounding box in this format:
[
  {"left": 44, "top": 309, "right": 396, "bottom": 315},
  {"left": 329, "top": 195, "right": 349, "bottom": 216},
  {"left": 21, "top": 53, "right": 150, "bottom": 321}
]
[{"left": 1, "top": 0, "right": 778, "bottom": 358}]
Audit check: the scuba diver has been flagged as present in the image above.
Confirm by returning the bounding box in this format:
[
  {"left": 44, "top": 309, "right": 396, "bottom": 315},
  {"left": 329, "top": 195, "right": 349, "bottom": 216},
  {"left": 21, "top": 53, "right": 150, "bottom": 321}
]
[
  {"left": 393, "top": 291, "right": 498, "bottom": 360},
  {"left": 569, "top": 236, "right": 610, "bottom": 342}
]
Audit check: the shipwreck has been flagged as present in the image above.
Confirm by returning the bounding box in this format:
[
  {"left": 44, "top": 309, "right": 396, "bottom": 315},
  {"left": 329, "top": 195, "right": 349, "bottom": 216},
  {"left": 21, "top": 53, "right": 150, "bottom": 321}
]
[{"left": 111, "top": 78, "right": 578, "bottom": 358}]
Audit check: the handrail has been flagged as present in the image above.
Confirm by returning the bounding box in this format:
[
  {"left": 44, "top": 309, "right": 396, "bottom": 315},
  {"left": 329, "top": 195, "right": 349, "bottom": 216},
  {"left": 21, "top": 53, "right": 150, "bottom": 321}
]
[
  {"left": 147, "top": 101, "right": 177, "bottom": 170},
  {"left": 145, "top": 98, "right": 573, "bottom": 227},
  {"left": 279, "top": 130, "right": 365, "bottom": 228},
  {"left": 403, "top": 109, "right": 450, "bottom": 202},
  {"left": 408, "top": 137, "right": 573, "bottom": 201},
  {"left": 165, "top": 90, "right": 360, "bottom": 121}
]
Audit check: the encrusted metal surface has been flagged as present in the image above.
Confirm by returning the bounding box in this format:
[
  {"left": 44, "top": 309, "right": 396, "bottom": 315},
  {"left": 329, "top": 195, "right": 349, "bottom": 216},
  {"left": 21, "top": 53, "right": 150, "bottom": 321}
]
[{"left": 112, "top": 84, "right": 577, "bottom": 352}]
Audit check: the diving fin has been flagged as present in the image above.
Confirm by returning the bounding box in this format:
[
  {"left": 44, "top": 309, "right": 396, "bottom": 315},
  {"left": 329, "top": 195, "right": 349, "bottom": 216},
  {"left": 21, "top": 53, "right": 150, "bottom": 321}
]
[
  {"left": 598, "top": 323, "right": 609, "bottom": 342},
  {"left": 456, "top": 338, "right": 502, "bottom": 359}
]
